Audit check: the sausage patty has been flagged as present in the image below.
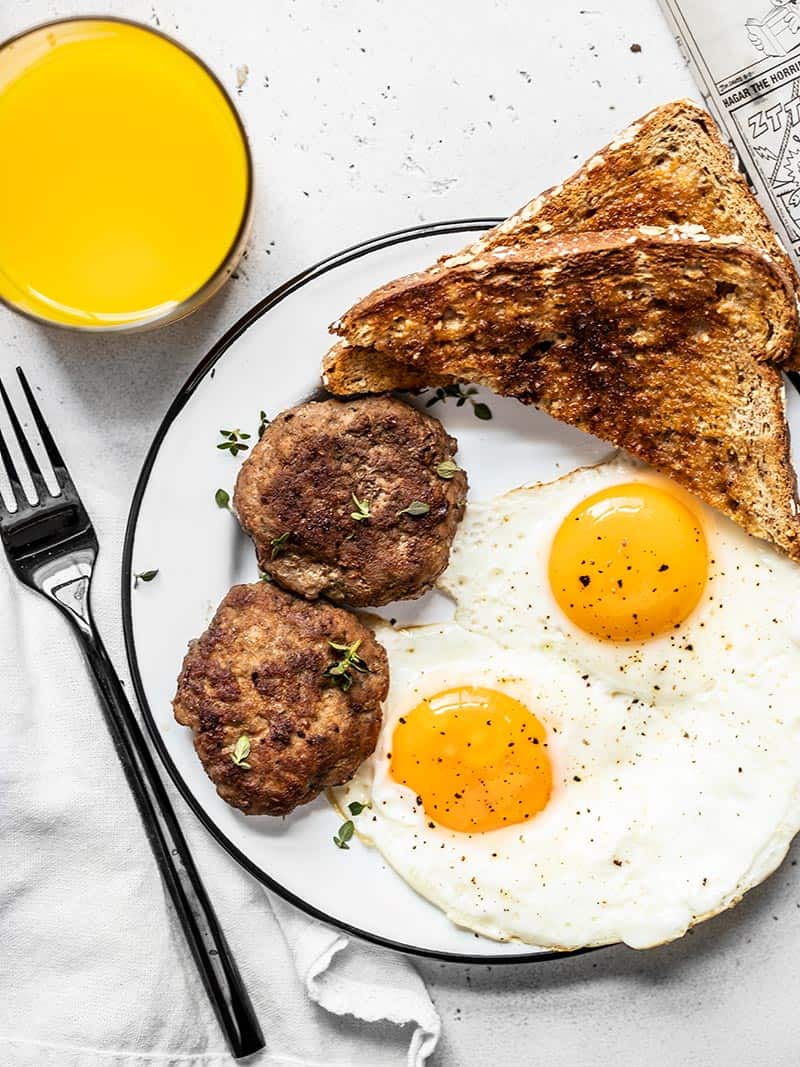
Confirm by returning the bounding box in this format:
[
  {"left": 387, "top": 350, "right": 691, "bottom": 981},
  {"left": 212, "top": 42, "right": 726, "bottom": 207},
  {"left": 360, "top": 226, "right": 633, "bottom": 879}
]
[
  {"left": 172, "top": 582, "right": 388, "bottom": 815},
  {"left": 233, "top": 396, "right": 468, "bottom": 606}
]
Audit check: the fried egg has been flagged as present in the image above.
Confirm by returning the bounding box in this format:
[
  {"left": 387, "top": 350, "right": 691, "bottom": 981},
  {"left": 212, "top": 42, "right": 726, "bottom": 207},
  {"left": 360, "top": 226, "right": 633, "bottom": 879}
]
[
  {"left": 334, "top": 619, "right": 800, "bottom": 950},
  {"left": 439, "top": 456, "right": 800, "bottom": 703},
  {"left": 332, "top": 456, "right": 800, "bottom": 950}
]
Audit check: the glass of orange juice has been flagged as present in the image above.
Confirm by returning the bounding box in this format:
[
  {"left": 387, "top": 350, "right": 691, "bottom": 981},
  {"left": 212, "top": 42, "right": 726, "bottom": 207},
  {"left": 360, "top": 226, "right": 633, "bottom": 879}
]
[{"left": 0, "top": 17, "right": 253, "bottom": 331}]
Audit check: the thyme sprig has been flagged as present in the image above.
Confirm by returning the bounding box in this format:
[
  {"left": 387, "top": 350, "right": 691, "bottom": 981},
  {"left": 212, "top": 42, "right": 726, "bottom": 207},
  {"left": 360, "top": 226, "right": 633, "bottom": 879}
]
[
  {"left": 217, "top": 428, "right": 251, "bottom": 457},
  {"left": 270, "top": 531, "right": 291, "bottom": 559},
  {"left": 325, "top": 639, "right": 368, "bottom": 691},
  {"left": 231, "top": 734, "right": 251, "bottom": 769},
  {"left": 397, "top": 501, "right": 430, "bottom": 517},
  {"left": 425, "top": 383, "right": 492, "bottom": 421},
  {"left": 435, "top": 459, "right": 461, "bottom": 480},
  {"left": 350, "top": 493, "right": 370, "bottom": 522},
  {"left": 133, "top": 569, "right": 159, "bottom": 588},
  {"left": 333, "top": 801, "right": 368, "bottom": 849},
  {"left": 333, "top": 820, "right": 354, "bottom": 849}
]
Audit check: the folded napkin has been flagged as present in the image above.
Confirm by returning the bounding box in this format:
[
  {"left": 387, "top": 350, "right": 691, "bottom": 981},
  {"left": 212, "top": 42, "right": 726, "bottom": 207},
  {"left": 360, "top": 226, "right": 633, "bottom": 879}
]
[{"left": 0, "top": 482, "right": 440, "bottom": 1066}]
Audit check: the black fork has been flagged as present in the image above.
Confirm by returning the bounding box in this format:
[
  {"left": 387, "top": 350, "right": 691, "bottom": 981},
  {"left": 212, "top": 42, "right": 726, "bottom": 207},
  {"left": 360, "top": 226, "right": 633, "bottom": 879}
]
[{"left": 0, "top": 368, "right": 264, "bottom": 1060}]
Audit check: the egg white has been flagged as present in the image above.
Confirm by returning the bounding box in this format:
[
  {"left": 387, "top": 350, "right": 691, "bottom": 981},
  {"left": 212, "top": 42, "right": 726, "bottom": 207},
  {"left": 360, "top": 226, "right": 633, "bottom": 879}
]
[
  {"left": 438, "top": 456, "right": 800, "bottom": 704},
  {"left": 332, "top": 458, "right": 800, "bottom": 950}
]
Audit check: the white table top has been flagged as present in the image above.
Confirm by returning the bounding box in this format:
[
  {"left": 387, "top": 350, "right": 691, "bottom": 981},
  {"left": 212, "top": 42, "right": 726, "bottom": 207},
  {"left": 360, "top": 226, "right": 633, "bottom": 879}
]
[{"left": 4, "top": 0, "right": 797, "bottom": 1063}]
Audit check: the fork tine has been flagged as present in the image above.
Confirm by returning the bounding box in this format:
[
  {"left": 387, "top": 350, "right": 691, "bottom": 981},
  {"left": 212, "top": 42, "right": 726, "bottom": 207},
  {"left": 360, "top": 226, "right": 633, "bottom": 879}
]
[
  {"left": 0, "top": 377, "right": 50, "bottom": 500},
  {"left": 16, "top": 368, "right": 67, "bottom": 477},
  {"left": 0, "top": 419, "right": 27, "bottom": 513}
]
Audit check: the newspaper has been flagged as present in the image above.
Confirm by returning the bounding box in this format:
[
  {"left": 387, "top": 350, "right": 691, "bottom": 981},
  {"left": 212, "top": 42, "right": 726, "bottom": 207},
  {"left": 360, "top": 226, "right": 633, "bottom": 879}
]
[{"left": 659, "top": 0, "right": 800, "bottom": 267}]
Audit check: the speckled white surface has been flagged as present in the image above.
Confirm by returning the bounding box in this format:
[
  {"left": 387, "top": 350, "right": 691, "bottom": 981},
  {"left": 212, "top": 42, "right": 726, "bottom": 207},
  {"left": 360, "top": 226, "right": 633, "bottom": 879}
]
[{"left": 3, "top": 0, "right": 800, "bottom": 1063}]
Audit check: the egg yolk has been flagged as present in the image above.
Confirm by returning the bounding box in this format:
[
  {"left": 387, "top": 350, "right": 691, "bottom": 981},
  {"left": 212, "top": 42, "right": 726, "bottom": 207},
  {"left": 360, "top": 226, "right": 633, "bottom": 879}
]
[
  {"left": 390, "top": 686, "right": 552, "bottom": 833},
  {"left": 548, "top": 481, "right": 708, "bottom": 642}
]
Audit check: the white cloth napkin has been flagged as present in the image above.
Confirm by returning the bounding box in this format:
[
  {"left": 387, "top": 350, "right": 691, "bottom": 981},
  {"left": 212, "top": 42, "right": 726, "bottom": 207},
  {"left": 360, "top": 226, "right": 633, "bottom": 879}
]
[{"left": 0, "top": 482, "right": 440, "bottom": 1066}]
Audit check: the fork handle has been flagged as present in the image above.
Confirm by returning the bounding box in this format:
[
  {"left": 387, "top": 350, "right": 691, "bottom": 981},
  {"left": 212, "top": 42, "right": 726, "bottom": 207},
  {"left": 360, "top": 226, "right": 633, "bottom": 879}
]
[{"left": 71, "top": 615, "right": 264, "bottom": 1059}]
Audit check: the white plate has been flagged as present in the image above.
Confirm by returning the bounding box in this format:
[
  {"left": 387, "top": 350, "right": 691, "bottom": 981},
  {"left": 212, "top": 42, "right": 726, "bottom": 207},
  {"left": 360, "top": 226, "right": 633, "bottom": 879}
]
[{"left": 123, "top": 221, "right": 800, "bottom": 961}]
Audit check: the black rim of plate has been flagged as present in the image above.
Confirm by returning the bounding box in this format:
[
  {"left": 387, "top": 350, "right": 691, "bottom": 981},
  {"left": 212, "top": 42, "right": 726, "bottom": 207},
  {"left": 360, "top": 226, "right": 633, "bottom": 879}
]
[{"left": 121, "top": 218, "right": 605, "bottom": 965}]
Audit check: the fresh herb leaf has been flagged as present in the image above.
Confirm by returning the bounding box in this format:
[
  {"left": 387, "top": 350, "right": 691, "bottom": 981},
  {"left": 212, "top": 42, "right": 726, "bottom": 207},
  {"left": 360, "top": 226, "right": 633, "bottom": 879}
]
[
  {"left": 258, "top": 571, "right": 272, "bottom": 583},
  {"left": 433, "top": 383, "right": 472, "bottom": 406},
  {"left": 133, "top": 569, "right": 159, "bottom": 588},
  {"left": 217, "top": 428, "right": 250, "bottom": 457},
  {"left": 325, "top": 639, "right": 369, "bottom": 691},
  {"left": 397, "top": 501, "right": 430, "bottom": 517},
  {"left": 333, "top": 819, "right": 355, "bottom": 849},
  {"left": 350, "top": 492, "right": 371, "bottom": 521},
  {"left": 423, "top": 383, "right": 491, "bottom": 420},
  {"left": 215, "top": 488, "right": 232, "bottom": 510},
  {"left": 270, "top": 531, "right": 291, "bottom": 559},
  {"left": 231, "top": 734, "right": 251, "bottom": 769},
  {"left": 348, "top": 801, "right": 367, "bottom": 816},
  {"left": 435, "top": 459, "right": 461, "bottom": 480},
  {"left": 258, "top": 410, "right": 270, "bottom": 438}
]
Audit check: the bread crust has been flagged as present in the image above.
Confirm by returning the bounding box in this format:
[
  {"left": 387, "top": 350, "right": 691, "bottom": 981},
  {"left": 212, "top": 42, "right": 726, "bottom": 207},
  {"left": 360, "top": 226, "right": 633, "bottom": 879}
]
[
  {"left": 446, "top": 99, "right": 798, "bottom": 297},
  {"left": 330, "top": 227, "right": 800, "bottom": 560}
]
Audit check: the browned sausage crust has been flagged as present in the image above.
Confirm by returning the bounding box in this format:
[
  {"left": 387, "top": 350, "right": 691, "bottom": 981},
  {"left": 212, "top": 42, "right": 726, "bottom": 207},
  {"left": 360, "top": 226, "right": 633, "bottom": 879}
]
[
  {"left": 172, "top": 582, "right": 388, "bottom": 815},
  {"left": 233, "top": 396, "right": 468, "bottom": 606}
]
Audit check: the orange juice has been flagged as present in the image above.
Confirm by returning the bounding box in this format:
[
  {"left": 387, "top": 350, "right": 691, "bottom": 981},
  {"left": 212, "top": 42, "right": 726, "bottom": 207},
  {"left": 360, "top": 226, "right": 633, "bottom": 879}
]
[{"left": 0, "top": 19, "right": 251, "bottom": 329}]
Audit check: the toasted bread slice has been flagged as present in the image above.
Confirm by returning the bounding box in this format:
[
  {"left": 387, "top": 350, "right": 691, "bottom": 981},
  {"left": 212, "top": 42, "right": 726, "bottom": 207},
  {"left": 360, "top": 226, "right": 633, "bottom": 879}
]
[
  {"left": 323, "top": 99, "right": 800, "bottom": 394},
  {"left": 329, "top": 227, "right": 800, "bottom": 560},
  {"left": 445, "top": 99, "right": 796, "bottom": 281}
]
